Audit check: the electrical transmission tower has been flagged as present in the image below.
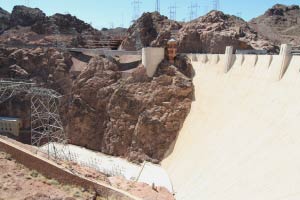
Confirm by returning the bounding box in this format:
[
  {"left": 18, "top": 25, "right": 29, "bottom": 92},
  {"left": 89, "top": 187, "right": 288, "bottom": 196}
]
[
  {"left": 212, "top": 0, "right": 220, "bottom": 10},
  {"left": 132, "top": 0, "right": 142, "bottom": 21},
  {"left": 0, "top": 79, "right": 66, "bottom": 158},
  {"left": 236, "top": 12, "right": 242, "bottom": 18},
  {"left": 24, "top": 0, "right": 30, "bottom": 6},
  {"left": 168, "top": 4, "right": 177, "bottom": 21},
  {"left": 155, "top": 0, "right": 160, "bottom": 12},
  {"left": 188, "top": 2, "right": 200, "bottom": 21}
]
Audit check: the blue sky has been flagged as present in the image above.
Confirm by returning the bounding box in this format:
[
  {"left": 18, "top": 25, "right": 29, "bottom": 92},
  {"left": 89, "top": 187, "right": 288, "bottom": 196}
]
[{"left": 0, "top": 0, "right": 299, "bottom": 29}]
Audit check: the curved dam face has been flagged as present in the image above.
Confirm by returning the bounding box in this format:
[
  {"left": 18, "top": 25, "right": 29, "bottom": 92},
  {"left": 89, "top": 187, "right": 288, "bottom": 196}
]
[{"left": 162, "top": 51, "right": 300, "bottom": 200}]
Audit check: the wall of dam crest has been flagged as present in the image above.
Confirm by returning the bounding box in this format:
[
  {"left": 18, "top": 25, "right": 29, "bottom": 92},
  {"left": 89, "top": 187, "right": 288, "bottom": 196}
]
[
  {"left": 187, "top": 48, "right": 298, "bottom": 82},
  {"left": 162, "top": 45, "right": 300, "bottom": 200}
]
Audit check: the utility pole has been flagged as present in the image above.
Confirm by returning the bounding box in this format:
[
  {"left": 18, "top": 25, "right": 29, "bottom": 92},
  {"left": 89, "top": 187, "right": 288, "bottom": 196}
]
[
  {"left": 155, "top": 0, "right": 160, "bottom": 12},
  {"left": 168, "top": 4, "right": 177, "bottom": 21},
  {"left": 132, "top": 0, "right": 142, "bottom": 21}
]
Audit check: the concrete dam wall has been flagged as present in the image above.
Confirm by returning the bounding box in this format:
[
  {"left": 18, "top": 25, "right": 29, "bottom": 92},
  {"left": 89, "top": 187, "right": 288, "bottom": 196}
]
[{"left": 162, "top": 46, "right": 300, "bottom": 200}]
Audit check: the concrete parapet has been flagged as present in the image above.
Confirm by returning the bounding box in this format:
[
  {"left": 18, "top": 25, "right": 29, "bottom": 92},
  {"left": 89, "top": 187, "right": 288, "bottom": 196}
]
[
  {"left": 142, "top": 47, "right": 165, "bottom": 77},
  {"left": 184, "top": 44, "right": 293, "bottom": 80}
]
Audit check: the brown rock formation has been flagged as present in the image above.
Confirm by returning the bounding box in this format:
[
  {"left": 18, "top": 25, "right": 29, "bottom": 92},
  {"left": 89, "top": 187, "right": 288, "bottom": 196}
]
[
  {"left": 176, "top": 11, "right": 277, "bottom": 53},
  {"left": 120, "top": 12, "right": 182, "bottom": 50},
  {"left": 0, "top": 7, "right": 10, "bottom": 33},
  {"left": 10, "top": 6, "right": 46, "bottom": 27},
  {"left": 120, "top": 11, "right": 277, "bottom": 53},
  {"left": 249, "top": 4, "right": 300, "bottom": 46},
  {"left": 0, "top": 6, "right": 125, "bottom": 48},
  {"left": 68, "top": 57, "right": 193, "bottom": 163}
]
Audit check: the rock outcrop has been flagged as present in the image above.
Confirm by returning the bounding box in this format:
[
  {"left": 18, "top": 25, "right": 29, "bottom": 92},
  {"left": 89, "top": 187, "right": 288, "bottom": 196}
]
[
  {"left": 177, "top": 11, "right": 276, "bottom": 53},
  {"left": 121, "top": 11, "right": 277, "bottom": 53},
  {"left": 249, "top": 4, "right": 300, "bottom": 46},
  {"left": 10, "top": 6, "right": 46, "bottom": 27},
  {"left": 68, "top": 57, "right": 193, "bottom": 163},
  {"left": 0, "top": 5, "right": 106, "bottom": 48},
  {"left": 120, "top": 12, "right": 182, "bottom": 50},
  {"left": 0, "top": 7, "right": 10, "bottom": 33}
]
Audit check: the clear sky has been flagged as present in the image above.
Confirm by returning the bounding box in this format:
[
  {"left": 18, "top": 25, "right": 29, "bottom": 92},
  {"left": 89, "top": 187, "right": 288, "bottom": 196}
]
[{"left": 1, "top": 0, "right": 299, "bottom": 29}]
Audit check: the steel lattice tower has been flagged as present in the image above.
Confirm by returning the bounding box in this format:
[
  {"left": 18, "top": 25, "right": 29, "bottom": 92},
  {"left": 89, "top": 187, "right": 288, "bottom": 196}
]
[
  {"left": 168, "top": 4, "right": 177, "bottom": 21},
  {"left": 188, "top": 2, "right": 200, "bottom": 21},
  {"left": 155, "top": 0, "right": 160, "bottom": 12},
  {"left": 0, "top": 79, "right": 66, "bottom": 158},
  {"left": 213, "top": 0, "right": 220, "bottom": 10},
  {"left": 132, "top": 0, "right": 142, "bottom": 21}
]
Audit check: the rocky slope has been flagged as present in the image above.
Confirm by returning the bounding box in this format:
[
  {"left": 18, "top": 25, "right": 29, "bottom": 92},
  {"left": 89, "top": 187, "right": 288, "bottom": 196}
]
[
  {"left": 120, "top": 11, "right": 277, "bottom": 53},
  {"left": 177, "top": 11, "right": 276, "bottom": 53},
  {"left": 0, "top": 5, "right": 103, "bottom": 48},
  {"left": 249, "top": 4, "right": 300, "bottom": 46}
]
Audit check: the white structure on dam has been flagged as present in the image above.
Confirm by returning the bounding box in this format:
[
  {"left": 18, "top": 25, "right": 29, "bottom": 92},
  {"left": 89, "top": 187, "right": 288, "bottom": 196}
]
[{"left": 162, "top": 44, "right": 300, "bottom": 200}]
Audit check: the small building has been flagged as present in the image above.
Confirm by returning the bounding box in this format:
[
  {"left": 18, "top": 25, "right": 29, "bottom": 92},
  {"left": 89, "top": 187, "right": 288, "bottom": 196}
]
[{"left": 0, "top": 117, "right": 22, "bottom": 137}]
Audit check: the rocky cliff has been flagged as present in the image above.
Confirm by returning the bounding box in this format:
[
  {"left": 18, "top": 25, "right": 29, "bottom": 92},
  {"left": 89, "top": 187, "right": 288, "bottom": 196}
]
[
  {"left": 67, "top": 57, "right": 193, "bottom": 163},
  {"left": 177, "top": 11, "right": 276, "bottom": 53},
  {"left": 120, "top": 11, "right": 277, "bottom": 53},
  {"left": 249, "top": 4, "right": 300, "bottom": 46}
]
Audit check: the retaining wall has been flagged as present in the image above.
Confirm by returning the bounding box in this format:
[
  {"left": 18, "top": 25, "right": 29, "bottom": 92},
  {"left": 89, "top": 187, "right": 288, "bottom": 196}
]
[{"left": 0, "top": 138, "right": 140, "bottom": 200}]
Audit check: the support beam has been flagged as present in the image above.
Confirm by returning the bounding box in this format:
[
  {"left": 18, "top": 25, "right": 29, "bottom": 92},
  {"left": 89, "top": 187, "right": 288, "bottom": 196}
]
[
  {"left": 224, "top": 46, "right": 233, "bottom": 73},
  {"left": 279, "top": 44, "right": 292, "bottom": 80}
]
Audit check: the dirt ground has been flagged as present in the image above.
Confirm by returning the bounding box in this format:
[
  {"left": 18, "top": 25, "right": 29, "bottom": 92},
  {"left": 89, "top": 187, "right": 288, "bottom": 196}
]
[{"left": 0, "top": 151, "right": 96, "bottom": 200}]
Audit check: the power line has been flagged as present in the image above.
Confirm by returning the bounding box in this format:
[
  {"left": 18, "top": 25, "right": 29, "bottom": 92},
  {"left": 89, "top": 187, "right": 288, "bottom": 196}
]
[
  {"left": 132, "top": 0, "right": 142, "bottom": 21},
  {"left": 168, "top": 4, "right": 177, "bottom": 21},
  {"left": 155, "top": 0, "right": 160, "bottom": 12}
]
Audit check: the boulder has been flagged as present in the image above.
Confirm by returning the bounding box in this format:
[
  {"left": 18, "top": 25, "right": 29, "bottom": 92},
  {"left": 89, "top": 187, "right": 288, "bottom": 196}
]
[
  {"left": 10, "top": 6, "right": 46, "bottom": 27},
  {"left": 0, "top": 7, "right": 10, "bottom": 33}
]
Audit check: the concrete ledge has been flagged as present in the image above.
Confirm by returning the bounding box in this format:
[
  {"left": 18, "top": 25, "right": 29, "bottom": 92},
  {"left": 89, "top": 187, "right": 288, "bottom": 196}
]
[{"left": 0, "top": 139, "right": 141, "bottom": 200}]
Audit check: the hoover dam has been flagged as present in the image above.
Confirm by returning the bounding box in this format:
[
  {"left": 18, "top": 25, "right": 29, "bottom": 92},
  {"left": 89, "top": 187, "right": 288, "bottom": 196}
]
[{"left": 162, "top": 45, "right": 300, "bottom": 200}]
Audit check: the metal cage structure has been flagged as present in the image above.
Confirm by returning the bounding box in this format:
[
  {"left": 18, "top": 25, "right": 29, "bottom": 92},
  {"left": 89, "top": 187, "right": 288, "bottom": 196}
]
[{"left": 0, "top": 79, "right": 67, "bottom": 157}]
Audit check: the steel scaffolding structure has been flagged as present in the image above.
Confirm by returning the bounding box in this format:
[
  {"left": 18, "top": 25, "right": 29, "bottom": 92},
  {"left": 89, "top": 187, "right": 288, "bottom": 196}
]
[{"left": 0, "top": 79, "right": 66, "bottom": 153}]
